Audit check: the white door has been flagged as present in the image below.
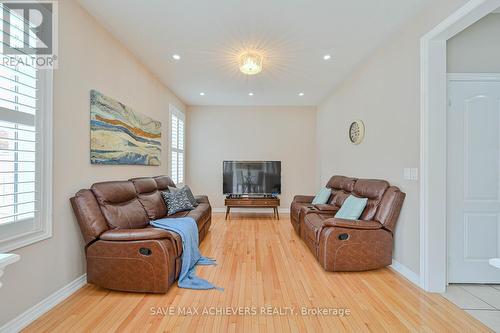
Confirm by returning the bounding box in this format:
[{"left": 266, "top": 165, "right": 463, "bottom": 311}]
[{"left": 447, "top": 75, "right": 500, "bottom": 283}]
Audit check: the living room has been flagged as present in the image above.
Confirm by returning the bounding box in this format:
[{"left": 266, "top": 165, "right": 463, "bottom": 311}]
[{"left": 0, "top": 0, "right": 499, "bottom": 332}]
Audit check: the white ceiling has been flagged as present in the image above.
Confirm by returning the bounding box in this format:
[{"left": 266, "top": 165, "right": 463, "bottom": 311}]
[{"left": 78, "top": 0, "right": 432, "bottom": 106}]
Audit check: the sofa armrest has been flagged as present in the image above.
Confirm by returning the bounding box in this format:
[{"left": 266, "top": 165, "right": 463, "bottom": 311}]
[
  {"left": 100, "top": 228, "right": 174, "bottom": 241},
  {"left": 293, "top": 195, "right": 315, "bottom": 203},
  {"left": 195, "top": 195, "right": 210, "bottom": 204},
  {"left": 313, "top": 204, "right": 338, "bottom": 212},
  {"left": 323, "top": 218, "right": 383, "bottom": 230}
]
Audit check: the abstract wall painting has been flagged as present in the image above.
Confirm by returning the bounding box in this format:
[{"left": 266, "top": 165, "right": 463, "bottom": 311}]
[{"left": 90, "top": 90, "right": 161, "bottom": 166}]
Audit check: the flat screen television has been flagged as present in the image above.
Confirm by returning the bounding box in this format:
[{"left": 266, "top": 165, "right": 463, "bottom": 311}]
[{"left": 223, "top": 161, "right": 281, "bottom": 195}]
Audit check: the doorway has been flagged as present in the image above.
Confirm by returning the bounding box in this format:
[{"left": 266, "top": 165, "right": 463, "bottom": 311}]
[
  {"left": 420, "top": 0, "right": 500, "bottom": 293},
  {"left": 447, "top": 74, "right": 500, "bottom": 284}
]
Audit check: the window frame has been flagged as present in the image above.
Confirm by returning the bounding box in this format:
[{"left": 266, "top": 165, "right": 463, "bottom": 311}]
[
  {"left": 0, "top": 69, "right": 53, "bottom": 253},
  {"left": 169, "top": 105, "right": 185, "bottom": 186}
]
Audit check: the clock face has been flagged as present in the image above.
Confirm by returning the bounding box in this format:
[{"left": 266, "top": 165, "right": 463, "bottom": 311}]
[{"left": 349, "top": 120, "right": 365, "bottom": 144}]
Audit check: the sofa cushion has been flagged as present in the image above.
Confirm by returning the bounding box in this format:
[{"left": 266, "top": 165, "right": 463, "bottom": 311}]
[
  {"left": 168, "top": 203, "right": 211, "bottom": 231},
  {"left": 70, "top": 189, "right": 109, "bottom": 244},
  {"left": 329, "top": 190, "right": 350, "bottom": 207},
  {"left": 130, "top": 177, "right": 167, "bottom": 220},
  {"left": 374, "top": 186, "right": 406, "bottom": 232},
  {"left": 154, "top": 175, "right": 176, "bottom": 191},
  {"left": 353, "top": 179, "right": 389, "bottom": 199},
  {"left": 91, "top": 181, "right": 149, "bottom": 229},
  {"left": 326, "top": 176, "right": 357, "bottom": 192},
  {"left": 130, "top": 177, "right": 157, "bottom": 193},
  {"left": 353, "top": 179, "right": 389, "bottom": 220},
  {"left": 195, "top": 195, "right": 210, "bottom": 204},
  {"left": 303, "top": 213, "right": 329, "bottom": 244},
  {"left": 187, "top": 203, "right": 211, "bottom": 228},
  {"left": 291, "top": 201, "right": 310, "bottom": 222}
]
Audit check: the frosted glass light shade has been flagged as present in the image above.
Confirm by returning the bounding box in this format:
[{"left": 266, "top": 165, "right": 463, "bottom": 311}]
[{"left": 239, "top": 52, "right": 263, "bottom": 75}]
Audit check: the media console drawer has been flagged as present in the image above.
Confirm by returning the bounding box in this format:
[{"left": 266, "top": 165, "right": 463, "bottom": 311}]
[
  {"left": 226, "top": 199, "right": 279, "bottom": 206},
  {"left": 224, "top": 198, "right": 280, "bottom": 220}
]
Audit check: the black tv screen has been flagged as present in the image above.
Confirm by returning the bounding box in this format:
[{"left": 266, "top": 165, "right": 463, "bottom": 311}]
[{"left": 223, "top": 161, "right": 281, "bottom": 195}]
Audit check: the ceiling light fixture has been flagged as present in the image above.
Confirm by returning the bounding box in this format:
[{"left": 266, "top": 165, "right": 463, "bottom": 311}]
[
  {"left": 239, "top": 51, "right": 263, "bottom": 75},
  {"left": 323, "top": 54, "right": 331, "bottom": 60},
  {"left": 199, "top": 92, "right": 205, "bottom": 96},
  {"left": 172, "top": 54, "right": 181, "bottom": 60},
  {"left": 299, "top": 92, "right": 305, "bottom": 96},
  {"left": 248, "top": 92, "right": 254, "bottom": 96}
]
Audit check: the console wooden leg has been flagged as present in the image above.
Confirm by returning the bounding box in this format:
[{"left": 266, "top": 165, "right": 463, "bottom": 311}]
[
  {"left": 225, "top": 207, "right": 230, "bottom": 220},
  {"left": 276, "top": 207, "right": 279, "bottom": 220}
]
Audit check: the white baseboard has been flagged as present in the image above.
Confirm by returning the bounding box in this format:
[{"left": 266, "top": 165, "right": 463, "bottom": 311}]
[
  {"left": 213, "top": 207, "right": 289, "bottom": 214},
  {"left": 0, "top": 274, "right": 87, "bottom": 333},
  {"left": 390, "top": 260, "right": 420, "bottom": 287}
]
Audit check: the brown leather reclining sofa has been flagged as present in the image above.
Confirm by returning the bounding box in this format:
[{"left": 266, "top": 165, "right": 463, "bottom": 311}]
[
  {"left": 70, "top": 175, "right": 211, "bottom": 293},
  {"left": 291, "top": 176, "right": 405, "bottom": 272}
]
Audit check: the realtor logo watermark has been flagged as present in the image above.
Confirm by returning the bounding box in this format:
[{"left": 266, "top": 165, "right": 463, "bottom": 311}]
[{"left": 1, "top": 1, "right": 58, "bottom": 69}]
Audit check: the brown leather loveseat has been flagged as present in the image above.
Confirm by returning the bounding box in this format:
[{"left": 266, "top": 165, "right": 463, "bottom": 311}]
[
  {"left": 70, "top": 175, "right": 211, "bottom": 293},
  {"left": 291, "top": 176, "right": 405, "bottom": 272}
]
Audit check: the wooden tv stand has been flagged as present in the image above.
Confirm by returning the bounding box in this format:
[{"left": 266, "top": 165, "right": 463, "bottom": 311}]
[{"left": 224, "top": 196, "right": 280, "bottom": 220}]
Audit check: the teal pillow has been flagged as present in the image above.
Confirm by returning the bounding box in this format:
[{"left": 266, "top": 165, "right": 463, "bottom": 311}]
[
  {"left": 312, "top": 187, "right": 331, "bottom": 204},
  {"left": 335, "top": 195, "right": 368, "bottom": 220}
]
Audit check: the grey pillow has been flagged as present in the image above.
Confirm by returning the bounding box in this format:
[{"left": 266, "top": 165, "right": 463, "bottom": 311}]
[
  {"left": 168, "top": 185, "right": 198, "bottom": 207},
  {"left": 161, "top": 190, "right": 194, "bottom": 216},
  {"left": 168, "top": 186, "right": 179, "bottom": 192}
]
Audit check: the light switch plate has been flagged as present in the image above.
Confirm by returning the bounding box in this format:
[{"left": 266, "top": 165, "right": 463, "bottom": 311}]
[
  {"left": 410, "top": 168, "right": 418, "bottom": 181},
  {"left": 404, "top": 168, "right": 418, "bottom": 181}
]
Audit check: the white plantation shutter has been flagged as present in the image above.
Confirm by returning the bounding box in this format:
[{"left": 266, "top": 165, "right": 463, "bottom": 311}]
[
  {"left": 0, "top": 4, "right": 53, "bottom": 251},
  {"left": 170, "top": 106, "right": 185, "bottom": 185}
]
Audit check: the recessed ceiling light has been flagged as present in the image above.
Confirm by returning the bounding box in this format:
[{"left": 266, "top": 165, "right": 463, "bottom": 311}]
[
  {"left": 172, "top": 54, "right": 181, "bottom": 60},
  {"left": 299, "top": 92, "right": 305, "bottom": 96},
  {"left": 323, "top": 54, "right": 331, "bottom": 60},
  {"left": 248, "top": 92, "right": 254, "bottom": 96},
  {"left": 199, "top": 92, "right": 205, "bottom": 96}
]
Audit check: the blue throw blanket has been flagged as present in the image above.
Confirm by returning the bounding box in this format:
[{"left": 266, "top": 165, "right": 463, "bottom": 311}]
[{"left": 150, "top": 217, "right": 221, "bottom": 290}]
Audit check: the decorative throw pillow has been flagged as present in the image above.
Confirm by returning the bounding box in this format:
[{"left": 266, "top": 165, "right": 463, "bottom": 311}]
[
  {"left": 312, "top": 187, "right": 331, "bottom": 204},
  {"left": 335, "top": 195, "right": 368, "bottom": 220},
  {"left": 161, "top": 190, "right": 194, "bottom": 216},
  {"left": 182, "top": 185, "right": 199, "bottom": 207},
  {"left": 168, "top": 185, "right": 198, "bottom": 207}
]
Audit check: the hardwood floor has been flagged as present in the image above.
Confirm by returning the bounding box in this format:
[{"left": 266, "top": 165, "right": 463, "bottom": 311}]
[{"left": 24, "top": 213, "right": 490, "bottom": 332}]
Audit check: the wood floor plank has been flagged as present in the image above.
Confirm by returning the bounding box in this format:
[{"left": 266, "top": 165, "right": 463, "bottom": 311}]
[{"left": 23, "top": 213, "right": 492, "bottom": 333}]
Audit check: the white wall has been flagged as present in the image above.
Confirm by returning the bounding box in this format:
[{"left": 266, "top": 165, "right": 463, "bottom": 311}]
[
  {"left": 316, "top": 0, "right": 469, "bottom": 274},
  {"left": 186, "top": 106, "right": 317, "bottom": 209},
  {"left": 0, "top": 0, "right": 185, "bottom": 326},
  {"left": 448, "top": 13, "right": 500, "bottom": 73}
]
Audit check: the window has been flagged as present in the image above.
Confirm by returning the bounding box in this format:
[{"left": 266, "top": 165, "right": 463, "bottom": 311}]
[
  {"left": 170, "top": 106, "right": 185, "bottom": 185},
  {"left": 0, "top": 6, "right": 53, "bottom": 252}
]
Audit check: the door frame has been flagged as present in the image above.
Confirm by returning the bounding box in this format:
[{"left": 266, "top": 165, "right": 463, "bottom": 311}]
[
  {"left": 446, "top": 72, "right": 500, "bottom": 283},
  {"left": 420, "top": 0, "right": 500, "bottom": 292}
]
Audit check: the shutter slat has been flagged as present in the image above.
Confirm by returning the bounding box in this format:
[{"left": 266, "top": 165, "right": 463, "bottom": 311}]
[
  {"left": 0, "top": 200, "right": 36, "bottom": 209},
  {"left": 0, "top": 85, "right": 37, "bottom": 100},
  {"left": 0, "top": 211, "right": 37, "bottom": 221},
  {"left": 0, "top": 191, "right": 36, "bottom": 197}
]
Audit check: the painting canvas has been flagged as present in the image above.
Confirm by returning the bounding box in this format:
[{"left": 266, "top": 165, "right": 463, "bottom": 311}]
[{"left": 90, "top": 90, "right": 161, "bottom": 165}]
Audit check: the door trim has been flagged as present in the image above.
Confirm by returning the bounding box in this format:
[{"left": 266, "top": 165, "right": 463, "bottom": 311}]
[
  {"left": 448, "top": 73, "right": 500, "bottom": 82},
  {"left": 420, "top": 0, "right": 500, "bottom": 293}
]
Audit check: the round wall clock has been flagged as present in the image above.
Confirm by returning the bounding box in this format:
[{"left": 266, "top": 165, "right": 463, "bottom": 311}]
[{"left": 349, "top": 120, "right": 365, "bottom": 145}]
